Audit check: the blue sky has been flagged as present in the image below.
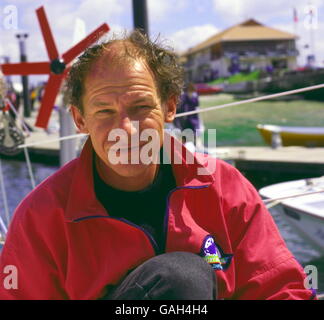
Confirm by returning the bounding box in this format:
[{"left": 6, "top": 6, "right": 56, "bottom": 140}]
[{"left": 1, "top": 0, "right": 323, "bottom": 84}]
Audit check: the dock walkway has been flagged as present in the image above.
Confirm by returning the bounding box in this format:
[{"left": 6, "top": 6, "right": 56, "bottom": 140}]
[{"left": 212, "top": 146, "right": 324, "bottom": 177}]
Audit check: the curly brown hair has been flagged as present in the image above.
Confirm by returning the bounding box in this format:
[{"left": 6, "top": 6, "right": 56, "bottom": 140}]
[{"left": 65, "top": 30, "right": 184, "bottom": 113}]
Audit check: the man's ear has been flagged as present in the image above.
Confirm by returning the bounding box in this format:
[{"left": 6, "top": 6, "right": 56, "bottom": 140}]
[
  {"left": 164, "top": 95, "right": 177, "bottom": 123},
  {"left": 70, "top": 105, "right": 88, "bottom": 133}
]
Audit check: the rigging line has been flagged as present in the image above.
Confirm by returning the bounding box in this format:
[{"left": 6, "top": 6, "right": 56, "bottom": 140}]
[
  {"left": 0, "top": 157, "right": 10, "bottom": 230},
  {"left": 4, "top": 98, "right": 32, "bottom": 136},
  {"left": 15, "top": 83, "right": 324, "bottom": 148},
  {"left": 0, "top": 216, "right": 8, "bottom": 236},
  {"left": 175, "top": 83, "right": 324, "bottom": 118},
  {"left": 23, "top": 147, "right": 36, "bottom": 189},
  {"left": 18, "top": 133, "right": 88, "bottom": 149},
  {"left": 264, "top": 189, "right": 324, "bottom": 209}
]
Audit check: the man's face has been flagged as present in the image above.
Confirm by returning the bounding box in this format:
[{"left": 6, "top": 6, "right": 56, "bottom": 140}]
[{"left": 71, "top": 51, "right": 176, "bottom": 186}]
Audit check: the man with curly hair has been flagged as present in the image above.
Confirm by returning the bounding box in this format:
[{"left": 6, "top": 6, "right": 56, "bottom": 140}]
[{"left": 0, "top": 31, "right": 315, "bottom": 300}]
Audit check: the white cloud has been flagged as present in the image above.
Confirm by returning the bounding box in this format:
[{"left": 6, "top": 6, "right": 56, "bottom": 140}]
[
  {"left": 76, "top": 0, "right": 128, "bottom": 29},
  {"left": 168, "top": 24, "right": 220, "bottom": 53},
  {"left": 147, "top": 0, "right": 187, "bottom": 22},
  {"left": 212, "top": 0, "right": 324, "bottom": 25},
  {"left": 0, "top": 32, "right": 19, "bottom": 60}
]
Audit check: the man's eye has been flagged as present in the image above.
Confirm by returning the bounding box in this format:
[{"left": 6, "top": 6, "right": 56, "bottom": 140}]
[
  {"left": 136, "top": 105, "right": 152, "bottom": 110},
  {"left": 97, "top": 109, "right": 114, "bottom": 114}
]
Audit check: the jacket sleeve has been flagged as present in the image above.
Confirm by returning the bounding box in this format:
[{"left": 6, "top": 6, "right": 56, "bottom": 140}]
[
  {"left": 220, "top": 163, "right": 316, "bottom": 300},
  {"left": 0, "top": 206, "right": 68, "bottom": 300}
]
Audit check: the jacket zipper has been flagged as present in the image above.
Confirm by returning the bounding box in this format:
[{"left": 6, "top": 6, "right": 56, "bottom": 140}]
[
  {"left": 74, "top": 185, "right": 211, "bottom": 256},
  {"left": 163, "top": 185, "right": 211, "bottom": 248},
  {"left": 114, "top": 217, "right": 160, "bottom": 255}
]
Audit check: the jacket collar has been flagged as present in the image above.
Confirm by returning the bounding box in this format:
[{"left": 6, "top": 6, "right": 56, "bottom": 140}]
[{"left": 65, "top": 132, "right": 215, "bottom": 222}]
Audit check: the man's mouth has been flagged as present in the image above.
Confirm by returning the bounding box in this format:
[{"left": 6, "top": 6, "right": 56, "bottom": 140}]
[{"left": 109, "top": 145, "right": 142, "bottom": 152}]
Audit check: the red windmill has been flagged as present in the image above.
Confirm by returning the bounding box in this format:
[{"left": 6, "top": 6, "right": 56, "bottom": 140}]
[{"left": 1, "top": 6, "right": 110, "bottom": 129}]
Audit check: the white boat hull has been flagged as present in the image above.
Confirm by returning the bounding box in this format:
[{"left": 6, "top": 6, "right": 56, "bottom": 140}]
[{"left": 259, "top": 177, "right": 324, "bottom": 255}]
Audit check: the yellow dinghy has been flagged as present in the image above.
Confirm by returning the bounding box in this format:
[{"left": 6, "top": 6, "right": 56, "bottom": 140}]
[{"left": 257, "top": 124, "right": 324, "bottom": 147}]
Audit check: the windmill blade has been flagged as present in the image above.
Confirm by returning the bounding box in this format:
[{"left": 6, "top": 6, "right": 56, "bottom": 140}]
[
  {"left": 62, "top": 23, "right": 109, "bottom": 64},
  {"left": 1, "top": 62, "right": 50, "bottom": 75},
  {"left": 36, "top": 6, "right": 59, "bottom": 61},
  {"left": 35, "top": 74, "right": 64, "bottom": 128}
]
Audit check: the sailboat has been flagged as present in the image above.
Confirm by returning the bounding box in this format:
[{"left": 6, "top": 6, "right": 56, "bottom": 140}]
[
  {"left": 259, "top": 176, "right": 324, "bottom": 255},
  {"left": 257, "top": 124, "right": 324, "bottom": 147}
]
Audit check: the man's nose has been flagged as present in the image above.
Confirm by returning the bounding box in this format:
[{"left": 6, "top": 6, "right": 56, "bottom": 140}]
[{"left": 119, "top": 114, "right": 138, "bottom": 136}]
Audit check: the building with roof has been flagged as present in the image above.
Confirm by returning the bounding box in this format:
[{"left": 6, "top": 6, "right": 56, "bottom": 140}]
[{"left": 181, "top": 19, "right": 298, "bottom": 83}]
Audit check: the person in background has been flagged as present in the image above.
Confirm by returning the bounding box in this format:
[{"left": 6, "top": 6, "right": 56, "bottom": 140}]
[
  {"left": 30, "top": 86, "right": 37, "bottom": 111},
  {"left": 174, "top": 83, "right": 204, "bottom": 150},
  {"left": 174, "top": 83, "right": 199, "bottom": 132}
]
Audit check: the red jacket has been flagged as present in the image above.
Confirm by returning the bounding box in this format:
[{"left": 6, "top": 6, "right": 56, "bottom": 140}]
[{"left": 0, "top": 137, "right": 315, "bottom": 300}]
